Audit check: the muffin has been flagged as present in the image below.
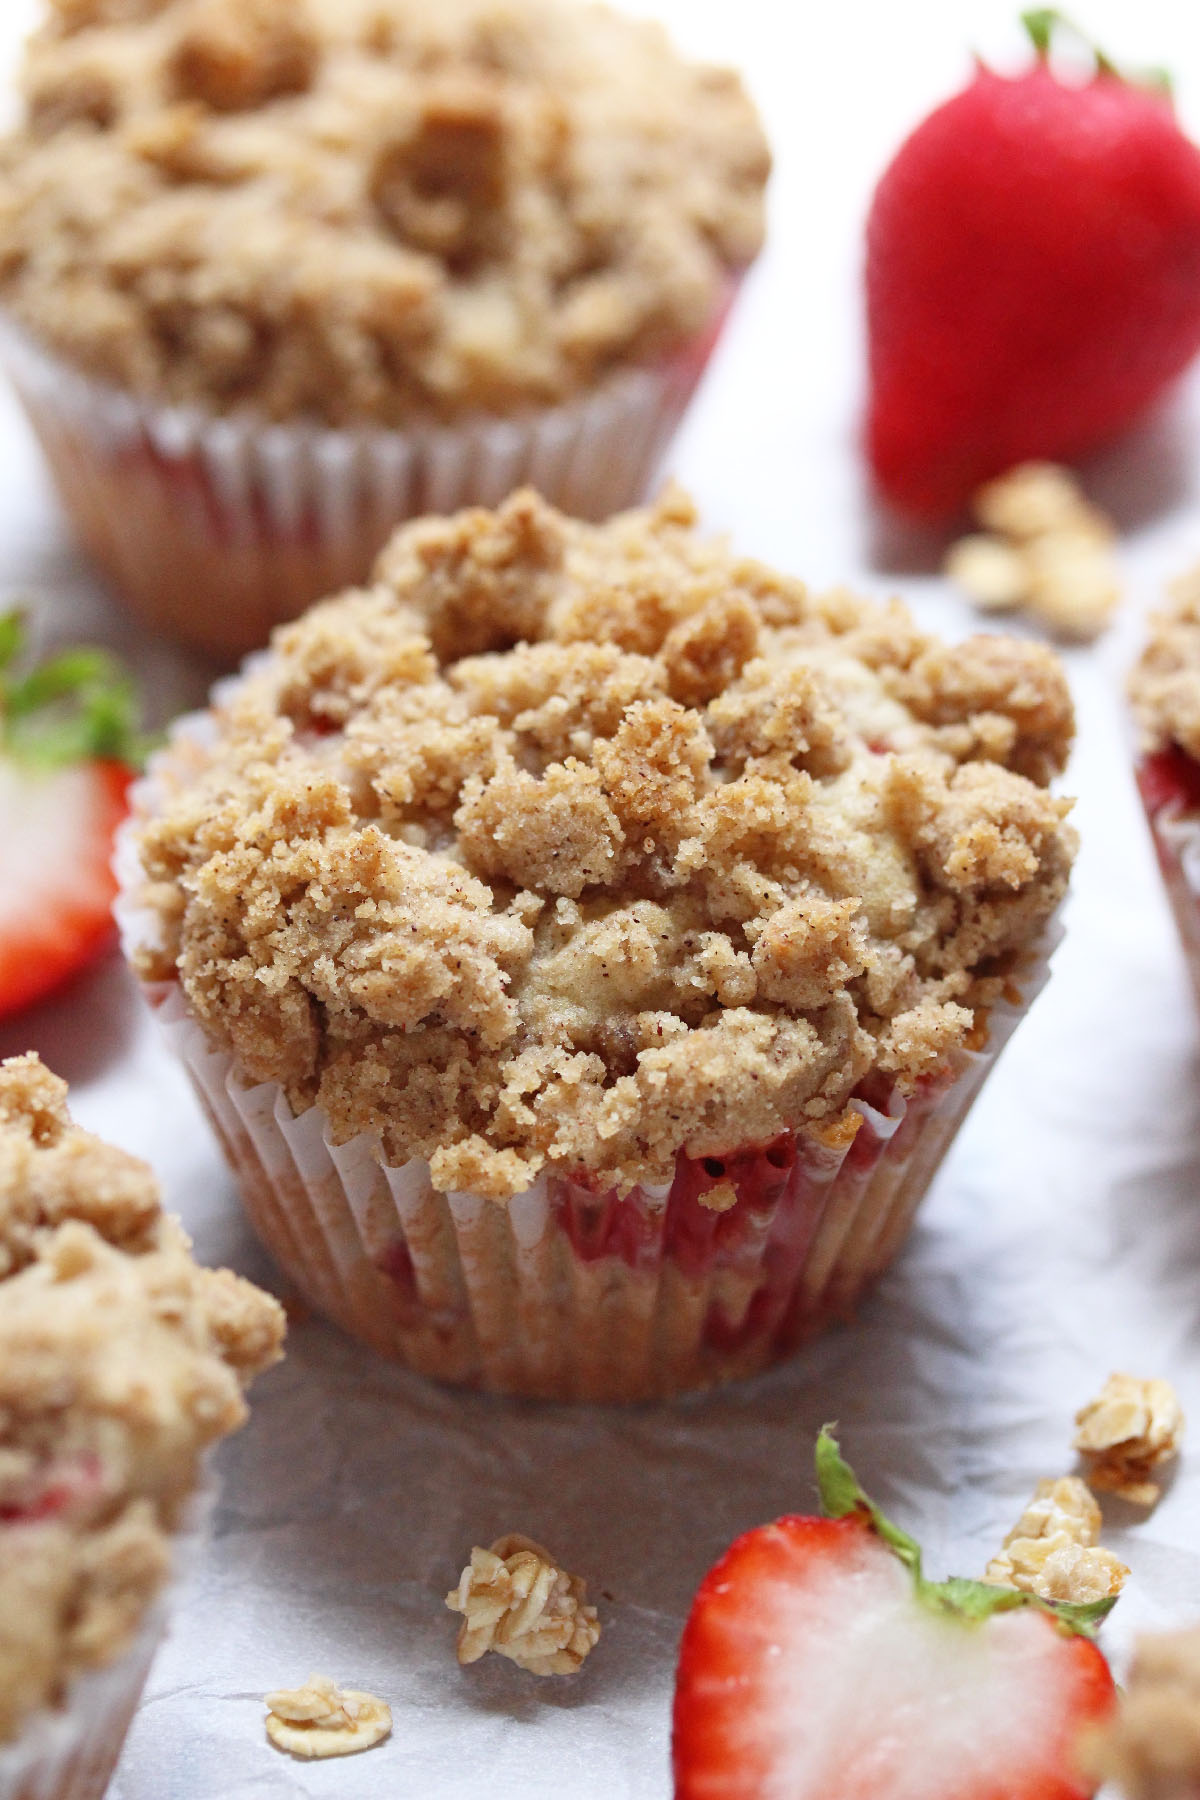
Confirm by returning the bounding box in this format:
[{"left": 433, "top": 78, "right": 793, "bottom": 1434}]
[
  {"left": 0, "top": 1052, "right": 284, "bottom": 1800},
  {"left": 117, "top": 487, "right": 1076, "bottom": 1402},
  {"left": 1130, "top": 570, "right": 1200, "bottom": 1002},
  {"left": 0, "top": 0, "right": 768, "bottom": 658}
]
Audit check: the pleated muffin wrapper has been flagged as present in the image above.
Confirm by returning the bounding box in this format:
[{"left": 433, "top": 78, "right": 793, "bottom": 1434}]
[
  {"left": 0, "top": 1484, "right": 213, "bottom": 1800},
  {"left": 1137, "top": 747, "right": 1200, "bottom": 1006},
  {"left": 0, "top": 289, "right": 735, "bottom": 661}
]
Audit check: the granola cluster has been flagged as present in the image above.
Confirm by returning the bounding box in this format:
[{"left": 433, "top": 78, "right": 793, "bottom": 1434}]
[
  {"left": 446, "top": 1534, "right": 600, "bottom": 1675},
  {"left": 133, "top": 488, "right": 1077, "bottom": 1199},
  {"left": 264, "top": 1674, "right": 392, "bottom": 1759},
  {"left": 983, "top": 1477, "right": 1127, "bottom": 1605},
  {"left": 0, "top": 0, "right": 768, "bottom": 424},
  {"left": 946, "top": 464, "right": 1120, "bottom": 641},
  {"left": 1130, "top": 568, "right": 1200, "bottom": 761},
  {"left": 1074, "top": 1374, "right": 1185, "bottom": 1508},
  {"left": 1083, "top": 1626, "right": 1200, "bottom": 1800},
  {"left": 0, "top": 1053, "right": 285, "bottom": 1745}
]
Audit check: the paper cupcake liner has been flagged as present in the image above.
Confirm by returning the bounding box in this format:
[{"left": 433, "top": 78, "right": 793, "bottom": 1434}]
[
  {"left": 1137, "top": 748, "right": 1200, "bottom": 1004},
  {"left": 0, "top": 1487, "right": 212, "bottom": 1800},
  {"left": 0, "top": 296, "right": 733, "bottom": 661}
]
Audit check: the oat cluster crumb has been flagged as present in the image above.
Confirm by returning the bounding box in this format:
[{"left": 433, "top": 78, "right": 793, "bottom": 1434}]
[
  {"left": 445, "top": 1534, "right": 600, "bottom": 1675},
  {"left": 264, "top": 1674, "right": 391, "bottom": 1759},
  {"left": 132, "top": 487, "right": 1077, "bottom": 1199},
  {"left": 0, "top": 0, "right": 768, "bottom": 425},
  {"left": 946, "top": 463, "right": 1120, "bottom": 640},
  {"left": 1082, "top": 1626, "right": 1200, "bottom": 1800},
  {"left": 1074, "top": 1374, "right": 1185, "bottom": 1507},
  {"left": 983, "top": 1476, "right": 1128, "bottom": 1605},
  {"left": 1131, "top": 567, "right": 1200, "bottom": 761},
  {"left": 0, "top": 1052, "right": 285, "bottom": 1746}
]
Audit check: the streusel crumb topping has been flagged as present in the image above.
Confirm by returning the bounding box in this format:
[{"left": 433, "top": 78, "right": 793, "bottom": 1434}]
[
  {"left": 1082, "top": 1626, "right": 1200, "bottom": 1800},
  {"left": 265, "top": 1674, "right": 392, "bottom": 1758},
  {"left": 446, "top": 1534, "right": 600, "bottom": 1675},
  {"left": 1074, "top": 1373, "right": 1184, "bottom": 1508},
  {"left": 0, "top": 0, "right": 768, "bottom": 424},
  {"left": 133, "top": 488, "right": 1076, "bottom": 1199},
  {"left": 1131, "top": 568, "right": 1200, "bottom": 762},
  {"left": 983, "top": 1476, "right": 1127, "bottom": 1605},
  {"left": 0, "top": 1053, "right": 285, "bottom": 1744}
]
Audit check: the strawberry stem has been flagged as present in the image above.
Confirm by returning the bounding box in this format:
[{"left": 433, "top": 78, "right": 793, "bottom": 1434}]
[
  {"left": 815, "top": 1428, "right": 1117, "bottom": 1638},
  {"left": 0, "top": 610, "right": 149, "bottom": 770}
]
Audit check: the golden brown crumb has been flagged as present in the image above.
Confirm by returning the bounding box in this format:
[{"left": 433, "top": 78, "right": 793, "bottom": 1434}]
[
  {"left": 445, "top": 1534, "right": 600, "bottom": 1675},
  {"left": 1081, "top": 1626, "right": 1200, "bottom": 1799},
  {"left": 0, "top": 1053, "right": 286, "bottom": 1746},
  {"left": 946, "top": 463, "right": 1120, "bottom": 641},
  {"left": 264, "top": 1674, "right": 391, "bottom": 1759},
  {"left": 1131, "top": 567, "right": 1200, "bottom": 761},
  {"left": 132, "top": 489, "right": 1076, "bottom": 1199},
  {"left": 984, "top": 1476, "right": 1127, "bottom": 1604},
  {"left": 0, "top": 0, "right": 768, "bottom": 424},
  {"left": 1074, "top": 1374, "right": 1184, "bottom": 1507}
]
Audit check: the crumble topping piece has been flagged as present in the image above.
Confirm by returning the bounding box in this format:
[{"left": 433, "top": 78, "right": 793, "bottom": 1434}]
[
  {"left": 0, "top": 0, "right": 768, "bottom": 425},
  {"left": 1130, "top": 566, "right": 1200, "bottom": 761},
  {"left": 264, "top": 1674, "right": 391, "bottom": 1759},
  {"left": 983, "top": 1476, "right": 1128, "bottom": 1604},
  {"left": 944, "top": 536, "right": 1028, "bottom": 614},
  {"left": 1074, "top": 1374, "right": 1185, "bottom": 1507},
  {"left": 1081, "top": 1626, "right": 1200, "bottom": 1800},
  {"left": 445, "top": 1534, "right": 601, "bottom": 1676},
  {"left": 946, "top": 462, "right": 1120, "bottom": 640},
  {"left": 0, "top": 1053, "right": 285, "bottom": 1746},
  {"left": 133, "top": 489, "right": 1077, "bottom": 1200}
]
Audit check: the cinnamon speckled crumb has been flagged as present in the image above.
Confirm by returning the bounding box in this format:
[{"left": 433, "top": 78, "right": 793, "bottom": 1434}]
[
  {"left": 1131, "top": 568, "right": 1200, "bottom": 762},
  {"left": 132, "top": 488, "right": 1076, "bottom": 1199},
  {"left": 0, "top": 0, "right": 767, "bottom": 424},
  {"left": 0, "top": 1053, "right": 285, "bottom": 1745}
]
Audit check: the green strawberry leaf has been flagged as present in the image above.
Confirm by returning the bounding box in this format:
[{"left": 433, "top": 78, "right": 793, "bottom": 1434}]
[
  {"left": 1020, "top": 8, "right": 1173, "bottom": 99},
  {"left": 0, "top": 608, "right": 150, "bottom": 771},
  {"left": 814, "top": 1428, "right": 1115, "bottom": 1640}
]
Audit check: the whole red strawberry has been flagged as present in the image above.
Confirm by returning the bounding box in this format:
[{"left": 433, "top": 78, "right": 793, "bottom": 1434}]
[
  {"left": 866, "top": 11, "right": 1200, "bottom": 520},
  {"left": 672, "top": 1429, "right": 1117, "bottom": 1800},
  {"left": 0, "top": 612, "right": 144, "bottom": 1019}
]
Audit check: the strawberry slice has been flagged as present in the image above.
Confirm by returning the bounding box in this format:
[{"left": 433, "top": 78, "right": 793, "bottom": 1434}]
[
  {"left": 673, "top": 1431, "right": 1117, "bottom": 1800},
  {"left": 0, "top": 612, "right": 144, "bottom": 1020}
]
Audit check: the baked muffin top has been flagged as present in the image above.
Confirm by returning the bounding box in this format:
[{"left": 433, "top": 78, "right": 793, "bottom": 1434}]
[
  {"left": 132, "top": 489, "right": 1077, "bottom": 1200},
  {"left": 1085, "top": 1626, "right": 1200, "bottom": 1800},
  {"left": 1130, "top": 568, "right": 1200, "bottom": 760},
  {"left": 0, "top": 0, "right": 768, "bottom": 425},
  {"left": 0, "top": 1053, "right": 285, "bottom": 1745}
]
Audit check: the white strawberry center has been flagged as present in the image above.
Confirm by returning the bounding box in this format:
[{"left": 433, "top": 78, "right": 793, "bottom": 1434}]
[
  {"left": 741, "top": 1538, "right": 1079, "bottom": 1798},
  {"left": 0, "top": 760, "right": 104, "bottom": 928}
]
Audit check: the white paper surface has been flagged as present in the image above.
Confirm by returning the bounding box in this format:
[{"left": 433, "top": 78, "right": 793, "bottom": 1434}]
[{"left": 2, "top": 2, "right": 1200, "bottom": 1794}]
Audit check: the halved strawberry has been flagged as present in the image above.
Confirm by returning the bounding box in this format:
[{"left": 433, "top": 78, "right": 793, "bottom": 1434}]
[
  {"left": 673, "top": 1431, "right": 1117, "bottom": 1800},
  {"left": 0, "top": 612, "right": 144, "bottom": 1020}
]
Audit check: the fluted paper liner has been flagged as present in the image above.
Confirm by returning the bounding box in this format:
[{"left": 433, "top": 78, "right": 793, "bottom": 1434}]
[
  {"left": 1140, "top": 764, "right": 1200, "bottom": 1006},
  {"left": 0, "top": 1489, "right": 212, "bottom": 1800},
  {"left": 0, "top": 296, "right": 732, "bottom": 659}
]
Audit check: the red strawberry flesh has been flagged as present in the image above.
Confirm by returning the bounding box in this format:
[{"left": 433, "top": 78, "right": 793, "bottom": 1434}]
[{"left": 0, "top": 756, "right": 130, "bottom": 1019}]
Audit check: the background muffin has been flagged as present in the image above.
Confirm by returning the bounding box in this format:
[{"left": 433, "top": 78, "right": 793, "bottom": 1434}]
[
  {"left": 117, "top": 487, "right": 1076, "bottom": 1400},
  {"left": 1130, "top": 570, "right": 1200, "bottom": 1005},
  {"left": 0, "top": 0, "right": 768, "bottom": 655},
  {"left": 0, "top": 1052, "right": 284, "bottom": 1800}
]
